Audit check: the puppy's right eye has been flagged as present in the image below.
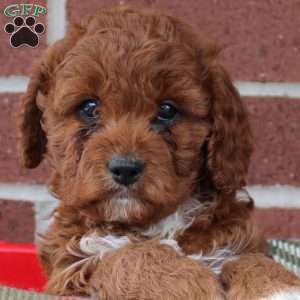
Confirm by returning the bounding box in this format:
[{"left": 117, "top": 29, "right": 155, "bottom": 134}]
[{"left": 78, "top": 99, "right": 99, "bottom": 123}]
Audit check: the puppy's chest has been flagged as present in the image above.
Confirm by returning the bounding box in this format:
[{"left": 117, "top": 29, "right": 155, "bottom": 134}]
[
  {"left": 67, "top": 198, "right": 240, "bottom": 274},
  {"left": 75, "top": 227, "right": 238, "bottom": 275}
]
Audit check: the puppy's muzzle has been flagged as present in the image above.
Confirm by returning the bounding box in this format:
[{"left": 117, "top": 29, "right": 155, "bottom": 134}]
[{"left": 108, "top": 155, "right": 144, "bottom": 186}]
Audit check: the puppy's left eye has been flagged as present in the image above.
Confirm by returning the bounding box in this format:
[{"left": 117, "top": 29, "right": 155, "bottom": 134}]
[
  {"left": 156, "top": 101, "right": 179, "bottom": 122},
  {"left": 78, "top": 99, "right": 99, "bottom": 123}
]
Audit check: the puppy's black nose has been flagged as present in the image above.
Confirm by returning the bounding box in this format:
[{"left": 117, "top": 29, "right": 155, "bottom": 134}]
[{"left": 108, "top": 156, "right": 144, "bottom": 186}]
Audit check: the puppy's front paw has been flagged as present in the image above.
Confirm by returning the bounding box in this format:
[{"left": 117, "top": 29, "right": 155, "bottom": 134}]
[
  {"left": 91, "top": 240, "right": 224, "bottom": 300},
  {"left": 221, "top": 253, "right": 300, "bottom": 300}
]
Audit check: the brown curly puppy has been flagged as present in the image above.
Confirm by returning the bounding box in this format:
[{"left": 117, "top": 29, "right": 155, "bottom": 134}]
[{"left": 17, "top": 6, "right": 300, "bottom": 300}]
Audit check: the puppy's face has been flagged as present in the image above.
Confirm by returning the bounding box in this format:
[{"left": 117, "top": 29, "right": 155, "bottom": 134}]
[
  {"left": 17, "top": 8, "right": 252, "bottom": 226},
  {"left": 45, "top": 32, "right": 210, "bottom": 224}
]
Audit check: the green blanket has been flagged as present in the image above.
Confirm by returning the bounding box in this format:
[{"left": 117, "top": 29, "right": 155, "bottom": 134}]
[
  {"left": 269, "top": 240, "right": 300, "bottom": 277},
  {"left": 0, "top": 286, "right": 87, "bottom": 299}
]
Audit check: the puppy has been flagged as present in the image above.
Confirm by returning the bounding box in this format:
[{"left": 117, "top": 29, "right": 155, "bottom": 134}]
[{"left": 17, "top": 6, "right": 300, "bottom": 300}]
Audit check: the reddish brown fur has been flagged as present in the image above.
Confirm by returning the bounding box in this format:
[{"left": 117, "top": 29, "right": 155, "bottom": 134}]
[
  {"left": 17, "top": 6, "right": 300, "bottom": 299},
  {"left": 221, "top": 254, "right": 300, "bottom": 299},
  {"left": 92, "top": 240, "right": 225, "bottom": 300}
]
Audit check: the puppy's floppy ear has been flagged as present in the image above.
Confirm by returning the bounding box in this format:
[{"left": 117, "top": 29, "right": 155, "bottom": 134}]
[
  {"left": 17, "top": 41, "right": 68, "bottom": 168},
  {"left": 206, "top": 64, "right": 253, "bottom": 194},
  {"left": 17, "top": 63, "right": 48, "bottom": 168},
  {"left": 17, "top": 21, "right": 89, "bottom": 168}
]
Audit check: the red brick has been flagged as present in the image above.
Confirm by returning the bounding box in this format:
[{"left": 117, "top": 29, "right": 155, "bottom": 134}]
[
  {"left": 254, "top": 208, "right": 300, "bottom": 239},
  {"left": 0, "top": 199, "right": 35, "bottom": 243},
  {"left": 0, "top": 94, "right": 49, "bottom": 183},
  {"left": 246, "top": 98, "right": 300, "bottom": 186},
  {"left": 0, "top": 0, "right": 47, "bottom": 76},
  {"left": 67, "top": 0, "right": 300, "bottom": 82}
]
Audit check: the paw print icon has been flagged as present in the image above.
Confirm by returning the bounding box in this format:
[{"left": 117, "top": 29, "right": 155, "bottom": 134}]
[{"left": 4, "top": 16, "right": 45, "bottom": 48}]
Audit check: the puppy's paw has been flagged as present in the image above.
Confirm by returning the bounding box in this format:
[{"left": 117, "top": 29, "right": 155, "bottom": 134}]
[
  {"left": 221, "top": 253, "right": 300, "bottom": 300},
  {"left": 91, "top": 240, "right": 225, "bottom": 300}
]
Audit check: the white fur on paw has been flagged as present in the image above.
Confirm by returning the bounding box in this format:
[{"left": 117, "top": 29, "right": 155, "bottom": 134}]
[
  {"left": 262, "top": 289, "right": 300, "bottom": 300},
  {"left": 188, "top": 248, "right": 238, "bottom": 275},
  {"left": 159, "top": 239, "right": 238, "bottom": 275},
  {"left": 80, "top": 233, "right": 130, "bottom": 259}
]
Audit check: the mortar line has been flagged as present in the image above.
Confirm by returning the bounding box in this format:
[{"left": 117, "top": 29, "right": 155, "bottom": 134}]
[
  {"left": 47, "top": 0, "right": 67, "bottom": 45},
  {"left": 1, "top": 76, "right": 300, "bottom": 98}
]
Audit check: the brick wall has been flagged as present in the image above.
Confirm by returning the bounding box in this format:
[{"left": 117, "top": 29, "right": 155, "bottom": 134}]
[{"left": 0, "top": 0, "right": 299, "bottom": 243}]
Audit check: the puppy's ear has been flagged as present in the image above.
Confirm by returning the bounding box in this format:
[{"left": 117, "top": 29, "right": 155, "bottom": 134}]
[
  {"left": 206, "top": 64, "right": 253, "bottom": 194},
  {"left": 16, "top": 48, "right": 54, "bottom": 168},
  {"left": 17, "top": 40, "right": 68, "bottom": 168},
  {"left": 17, "top": 21, "right": 89, "bottom": 168},
  {"left": 17, "top": 63, "right": 48, "bottom": 168}
]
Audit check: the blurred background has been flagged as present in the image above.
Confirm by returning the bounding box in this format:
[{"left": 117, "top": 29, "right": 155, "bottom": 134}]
[{"left": 0, "top": 0, "right": 299, "bottom": 244}]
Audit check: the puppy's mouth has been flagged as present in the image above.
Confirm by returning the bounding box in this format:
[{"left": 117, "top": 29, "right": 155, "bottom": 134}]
[
  {"left": 104, "top": 194, "right": 146, "bottom": 223},
  {"left": 107, "top": 185, "right": 138, "bottom": 202},
  {"left": 83, "top": 168, "right": 191, "bottom": 225}
]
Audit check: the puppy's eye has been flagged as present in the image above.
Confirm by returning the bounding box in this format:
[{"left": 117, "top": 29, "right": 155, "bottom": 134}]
[
  {"left": 156, "top": 101, "right": 179, "bottom": 122},
  {"left": 78, "top": 99, "right": 99, "bottom": 123}
]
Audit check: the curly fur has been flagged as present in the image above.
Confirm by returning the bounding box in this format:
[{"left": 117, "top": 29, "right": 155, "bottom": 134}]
[{"left": 17, "top": 6, "right": 300, "bottom": 300}]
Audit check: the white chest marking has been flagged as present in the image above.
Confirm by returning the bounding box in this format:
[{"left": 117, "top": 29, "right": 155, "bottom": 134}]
[
  {"left": 77, "top": 198, "right": 203, "bottom": 259},
  {"left": 75, "top": 198, "right": 237, "bottom": 274},
  {"left": 79, "top": 233, "right": 130, "bottom": 259},
  {"left": 74, "top": 198, "right": 239, "bottom": 274},
  {"left": 142, "top": 197, "right": 204, "bottom": 239},
  {"left": 78, "top": 234, "right": 237, "bottom": 274}
]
